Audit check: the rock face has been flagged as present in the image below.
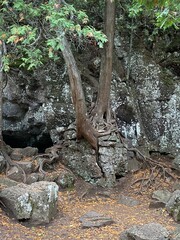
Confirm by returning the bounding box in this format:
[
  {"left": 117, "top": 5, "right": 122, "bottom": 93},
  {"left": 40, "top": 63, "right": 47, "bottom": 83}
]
[
  {"left": 114, "top": 31, "right": 180, "bottom": 156},
  {"left": 61, "top": 139, "right": 103, "bottom": 184},
  {"left": 119, "top": 223, "right": 170, "bottom": 240},
  {"left": 61, "top": 127, "right": 127, "bottom": 187},
  {"left": 0, "top": 181, "right": 59, "bottom": 225},
  {"left": 2, "top": 31, "right": 180, "bottom": 158},
  {"left": 2, "top": 26, "right": 180, "bottom": 188},
  {"left": 3, "top": 64, "right": 74, "bottom": 150},
  {"left": 98, "top": 134, "right": 127, "bottom": 187}
]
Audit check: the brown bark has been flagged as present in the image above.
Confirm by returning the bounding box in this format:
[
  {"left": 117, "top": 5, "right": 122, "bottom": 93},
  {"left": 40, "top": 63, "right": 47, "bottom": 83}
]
[
  {"left": 60, "top": 35, "right": 98, "bottom": 149},
  {"left": 0, "top": 40, "right": 3, "bottom": 140},
  {"left": 94, "top": 0, "right": 115, "bottom": 122},
  {"left": 55, "top": 1, "right": 116, "bottom": 149}
]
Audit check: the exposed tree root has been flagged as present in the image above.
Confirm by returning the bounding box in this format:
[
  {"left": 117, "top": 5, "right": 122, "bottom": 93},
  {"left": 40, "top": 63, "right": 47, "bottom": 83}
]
[
  {"left": 33, "top": 144, "right": 62, "bottom": 175},
  {"left": 33, "top": 144, "right": 75, "bottom": 177},
  {"left": 126, "top": 146, "right": 180, "bottom": 193},
  {"left": 112, "top": 114, "right": 180, "bottom": 192},
  {"left": 0, "top": 140, "right": 26, "bottom": 183}
]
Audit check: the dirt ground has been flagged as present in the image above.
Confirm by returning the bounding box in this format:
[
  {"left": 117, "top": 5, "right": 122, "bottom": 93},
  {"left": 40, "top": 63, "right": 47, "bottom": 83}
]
[{"left": 0, "top": 170, "right": 178, "bottom": 240}]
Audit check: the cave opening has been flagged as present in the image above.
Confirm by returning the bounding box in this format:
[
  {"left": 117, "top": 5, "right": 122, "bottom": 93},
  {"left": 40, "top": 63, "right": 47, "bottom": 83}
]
[{"left": 3, "top": 132, "right": 53, "bottom": 153}]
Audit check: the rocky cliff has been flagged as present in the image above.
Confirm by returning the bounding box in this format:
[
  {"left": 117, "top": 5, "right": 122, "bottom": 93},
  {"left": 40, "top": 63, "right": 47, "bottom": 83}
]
[{"left": 3, "top": 30, "right": 180, "bottom": 156}]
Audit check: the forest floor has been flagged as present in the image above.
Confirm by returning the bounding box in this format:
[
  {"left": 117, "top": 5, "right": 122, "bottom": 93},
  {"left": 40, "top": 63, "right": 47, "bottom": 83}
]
[{"left": 0, "top": 167, "right": 179, "bottom": 240}]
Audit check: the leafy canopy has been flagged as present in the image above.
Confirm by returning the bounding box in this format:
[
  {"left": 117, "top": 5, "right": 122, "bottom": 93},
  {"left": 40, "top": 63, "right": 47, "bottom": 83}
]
[
  {"left": 129, "top": 0, "right": 180, "bottom": 29},
  {"left": 0, "top": 0, "right": 179, "bottom": 72},
  {"left": 0, "top": 0, "right": 107, "bottom": 71}
]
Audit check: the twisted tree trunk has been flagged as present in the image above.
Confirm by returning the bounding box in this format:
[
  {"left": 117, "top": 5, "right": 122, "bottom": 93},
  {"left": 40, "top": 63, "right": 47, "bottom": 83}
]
[
  {"left": 0, "top": 40, "right": 3, "bottom": 141},
  {"left": 56, "top": 0, "right": 116, "bottom": 150},
  {"left": 60, "top": 35, "right": 98, "bottom": 149}
]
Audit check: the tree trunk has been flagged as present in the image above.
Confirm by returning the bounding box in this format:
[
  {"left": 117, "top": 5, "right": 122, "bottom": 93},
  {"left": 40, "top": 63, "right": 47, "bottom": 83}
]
[
  {"left": 94, "top": 0, "right": 115, "bottom": 122},
  {"left": 60, "top": 35, "right": 98, "bottom": 149},
  {"left": 0, "top": 40, "right": 3, "bottom": 141},
  {"left": 55, "top": 0, "right": 116, "bottom": 149}
]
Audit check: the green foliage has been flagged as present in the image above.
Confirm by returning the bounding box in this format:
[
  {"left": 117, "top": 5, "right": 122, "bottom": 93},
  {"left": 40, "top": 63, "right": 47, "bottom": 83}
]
[
  {"left": 155, "top": 6, "right": 180, "bottom": 29},
  {"left": 2, "top": 55, "right": 10, "bottom": 72},
  {"left": 20, "top": 48, "right": 43, "bottom": 70},
  {"left": 43, "top": 0, "right": 107, "bottom": 52},
  {"left": 0, "top": 0, "right": 107, "bottom": 72},
  {"left": 130, "top": 0, "right": 180, "bottom": 29},
  {"left": 128, "top": 2, "right": 143, "bottom": 18}
]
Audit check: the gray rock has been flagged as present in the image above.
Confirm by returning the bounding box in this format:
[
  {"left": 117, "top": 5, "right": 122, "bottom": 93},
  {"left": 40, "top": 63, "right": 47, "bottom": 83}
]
[
  {"left": 118, "top": 195, "right": 140, "bottom": 207},
  {"left": 6, "top": 161, "right": 34, "bottom": 182},
  {"left": 63, "top": 129, "right": 76, "bottom": 140},
  {"left": 55, "top": 170, "right": 75, "bottom": 189},
  {"left": 10, "top": 148, "right": 23, "bottom": 161},
  {"left": 0, "top": 181, "right": 59, "bottom": 225},
  {"left": 0, "top": 177, "right": 18, "bottom": 188},
  {"left": 0, "top": 154, "right": 6, "bottom": 172},
  {"left": 80, "top": 211, "right": 114, "bottom": 228},
  {"left": 26, "top": 173, "right": 39, "bottom": 184},
  {"left": 166, "top": 190, "right": 180, "bottom": 222},
  {"left": 149, "top": 201, "right": 166, "bottom": 209},
  {"left": 61, "top": 134, "right": 127, "bottom": 187},
  {"left": 170, "top": 225, "right": 180, "bottom": 240},
  {"left": 119, "top": 223, "right": 170, "bottom": 240},
  {"left": 152, "top": 190, "right": 172, "bottom": 204},
  {"left": 126, "top": 157, "right": 142, "bottom": 172},
  {"left": 7, "top": 166, "right": 25, "bottom": 182},
  {"left": 10, "top": 147, "right": 38, "bottom": 161},
  {"left": 98, "top": 133, "right": 127, "bottom": 187},
  {"left": 2, "top": 29, "right": 180, "bottom": 162},
  {"left": 61, "top": 140, "right": 103, "bottom": 184},
  {"left": 172, "top": 182, "right": 180, "bottom": 191},
  {"left": 15, "top": 161, "right": 34, "bottom": 174},
  {"left": 3, "top": 102, "right": 25, "bottom": 120},
  {"left": 172, "top": 155, "right": 180, "bottom": 172},
  {"left": 21, "top": 147, "right": 38, "bottom": 157}
]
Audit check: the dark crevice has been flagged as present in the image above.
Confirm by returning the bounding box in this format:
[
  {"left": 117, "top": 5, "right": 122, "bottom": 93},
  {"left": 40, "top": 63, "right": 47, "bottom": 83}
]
[
  {"left": 3, "top": 132, "right": 53, "bottom": 153},
  {"left": 115, "top": 173, "right": 124, "bottom": 180},
  {"left": 149, "top": 151, "right": 170, "bottom": 156}
]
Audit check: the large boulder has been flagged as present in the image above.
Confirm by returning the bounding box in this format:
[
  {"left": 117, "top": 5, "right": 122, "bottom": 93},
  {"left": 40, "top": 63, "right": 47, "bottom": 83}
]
[
  {"left": 0, "top": 181, "right": 59, "bottom": 225},
  {"left": 61, "top": 138, "right": 103, "bottom": 184},
  {"left": 166, "top": 190, "right": 180, "bottom": 222},
  {"left": 119, "top": 223, "right": 170, "bottom": 240},
  {"left": 150, "top": 189, "right": 172, "bottom": 208},
  {"left": 152, "top": 189, "right": 172, "bottom": 204},
  {"left": 61, "top": 128, "right": 127, "bottom": 187}
]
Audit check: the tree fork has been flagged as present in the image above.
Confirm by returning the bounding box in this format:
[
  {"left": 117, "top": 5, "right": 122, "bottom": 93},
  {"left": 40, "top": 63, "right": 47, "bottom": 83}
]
[{"left": 59, "top": 35, "right": 99, "bottom": 149}]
